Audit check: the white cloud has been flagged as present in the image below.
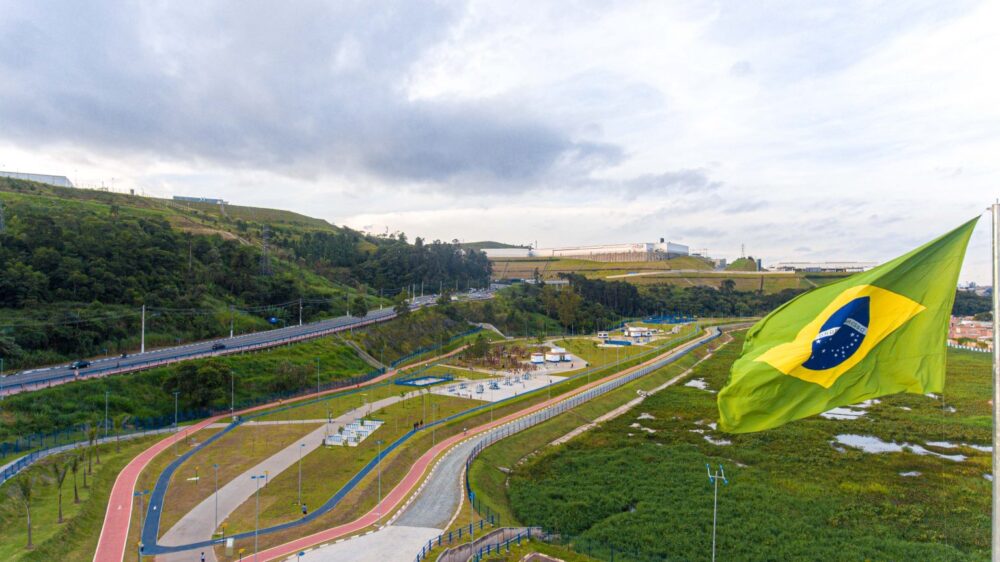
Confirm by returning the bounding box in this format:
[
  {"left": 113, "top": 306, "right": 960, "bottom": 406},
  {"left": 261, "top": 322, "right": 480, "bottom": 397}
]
[{"left": 0, "top": 0, "right": 997, "bottom": 281}]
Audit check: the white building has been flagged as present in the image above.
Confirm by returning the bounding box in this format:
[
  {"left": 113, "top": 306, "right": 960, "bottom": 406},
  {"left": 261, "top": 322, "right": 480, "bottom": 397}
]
[{"left": 0, "top": 171, "right": 74, "bottom": 187}]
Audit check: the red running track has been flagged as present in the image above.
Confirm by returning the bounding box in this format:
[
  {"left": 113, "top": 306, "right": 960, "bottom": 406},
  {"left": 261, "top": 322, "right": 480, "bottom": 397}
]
[
  {"left": 93, "top": 347, "right": 469, "bottom": 562},
  {"left": 254, "top": 330, "right": 715, "bottom": 561}
]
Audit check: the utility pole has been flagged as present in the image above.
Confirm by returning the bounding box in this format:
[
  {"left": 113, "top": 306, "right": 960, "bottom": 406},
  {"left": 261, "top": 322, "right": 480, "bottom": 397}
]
[
  {"left": 229, "top": 305, "right": 234, "bottom": 338},
  {"left": 140, "top": 304, "right": 146, "bottom": 353},
  {"left": 706, "top": 463, "right": 729, "bottom": 562},
  {"left": 299, "top": 298, "right": 303, "bottom": 326}
]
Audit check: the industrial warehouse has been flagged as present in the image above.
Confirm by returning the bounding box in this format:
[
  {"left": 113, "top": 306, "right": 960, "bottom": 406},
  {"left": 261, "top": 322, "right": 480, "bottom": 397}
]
[{"left": 481, "top": 238, "right": 689, "bottom": 262}]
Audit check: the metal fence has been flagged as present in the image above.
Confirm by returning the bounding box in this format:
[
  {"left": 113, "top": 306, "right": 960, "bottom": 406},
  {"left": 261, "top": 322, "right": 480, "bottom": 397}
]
[{"left": 414, "top": 516, "right": 501, "bottom": 562}]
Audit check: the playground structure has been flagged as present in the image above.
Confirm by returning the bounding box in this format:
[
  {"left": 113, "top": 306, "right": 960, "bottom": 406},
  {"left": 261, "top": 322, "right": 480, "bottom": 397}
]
[{"left": 325, "top": 418, "right": 385, "bottom": 447}]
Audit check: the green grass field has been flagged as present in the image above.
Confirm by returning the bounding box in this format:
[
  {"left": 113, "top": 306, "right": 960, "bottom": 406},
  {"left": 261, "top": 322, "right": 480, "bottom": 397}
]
[
  {"left": 499, "top": 334, "right": 991, "bottom": 560},
  {"left": 0, "top": 436, "right": 161, "bottom": 562}
]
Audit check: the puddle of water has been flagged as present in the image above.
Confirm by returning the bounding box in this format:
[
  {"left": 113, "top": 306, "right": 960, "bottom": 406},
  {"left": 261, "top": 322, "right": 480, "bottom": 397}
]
[
  {"left": 684, "top": 378, "right": 713, "bottom": 392},
  {"left": 820, "top": 399, "right": 880, "bottom": 421},
  {"left": 834, "top": 434, "right": 967, "bottom": 462},
  {"left": 704, "top": 435, "right": 732, "bottom": 446},
  {"left": 899, "top": 471, "right": 922, "bottom": 477},
  {"left": 926, "top": 441, "right": 992, "bottom": 453}
]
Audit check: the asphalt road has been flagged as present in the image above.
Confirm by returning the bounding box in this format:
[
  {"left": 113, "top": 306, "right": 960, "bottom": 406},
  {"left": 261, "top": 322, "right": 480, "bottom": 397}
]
[{"left": 1, "top": 293, "right": 457, "bottom": 396}]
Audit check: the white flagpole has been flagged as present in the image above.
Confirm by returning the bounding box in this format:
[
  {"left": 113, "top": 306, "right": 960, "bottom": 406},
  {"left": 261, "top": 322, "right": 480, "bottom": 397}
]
[{"left": 992, "top": 202, "right": 999, "bottom": 562}]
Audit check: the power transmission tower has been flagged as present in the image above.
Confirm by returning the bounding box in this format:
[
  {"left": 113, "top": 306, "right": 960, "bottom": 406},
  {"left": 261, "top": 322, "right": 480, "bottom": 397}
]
[{"left": 260, "top": 225, "right": 272, "bottom": 276}]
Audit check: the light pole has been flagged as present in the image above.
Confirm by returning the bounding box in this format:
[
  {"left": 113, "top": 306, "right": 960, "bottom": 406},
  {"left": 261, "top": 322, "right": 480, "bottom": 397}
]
[
  {"left": 173, "top": 391, "right": 180, "bottom": 456},
  {"left": 104, "top": 390, "right": 110, "bottom": 438},
  {"left": 298, "top": 443, "right": 305, "bottom": 508},
  {"left": 231, "top": 371, "right": 235, "bottom": 421},
  {"left": 376, "top": 439, "right": 384, "bottom": 520},
  {"left": 251, "top": 474, "right": 265, "bottom": 561},
  {"left": 706, "top": 463, "right": 729, "bottom": 562},
  {"left": 134, "top": 489, "right": 150, "bottom": 561},
  {"left": 432, "top": 403, "right": 439, "bottom": 446},
  {"left": 213, "top": 464, "right": 219, "bottom": 531}
]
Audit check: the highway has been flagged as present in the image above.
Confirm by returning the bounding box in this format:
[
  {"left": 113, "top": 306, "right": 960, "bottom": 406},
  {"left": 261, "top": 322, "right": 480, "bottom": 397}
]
[{"left": 0, "top": 293, "right": 454, "bottom": 397}]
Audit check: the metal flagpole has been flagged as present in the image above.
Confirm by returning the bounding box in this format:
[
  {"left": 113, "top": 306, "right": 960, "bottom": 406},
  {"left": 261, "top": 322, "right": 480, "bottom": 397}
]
[{"left": 992, "top": 202, "right": 999, "bottom": 561}]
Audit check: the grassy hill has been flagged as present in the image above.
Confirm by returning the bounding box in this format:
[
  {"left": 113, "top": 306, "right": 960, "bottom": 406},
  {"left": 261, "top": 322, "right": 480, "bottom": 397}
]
[
  {"left": 488, "top": 254, "right": 847, "bottom": 294},
  {"left": 460, "top": 240, "right": 529, "bottom": 250},
  {"left": 0, "top": 178, "right": 488, "bottom": 370},
  {"left": 725, "top": 256, "right": 759, "bottom": 271}
]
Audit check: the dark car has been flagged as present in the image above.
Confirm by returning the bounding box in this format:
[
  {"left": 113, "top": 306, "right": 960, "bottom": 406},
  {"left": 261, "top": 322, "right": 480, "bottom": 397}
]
[
  {"left": 70, "top": 360, "right": 91, "bottom": 369},
  {"left": 211, "top": 342, "right": 227, "bottom": 351}
]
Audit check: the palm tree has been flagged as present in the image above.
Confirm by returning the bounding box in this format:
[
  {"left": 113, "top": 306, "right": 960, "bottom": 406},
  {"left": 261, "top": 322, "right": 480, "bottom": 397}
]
[
  {"left": 86, "top": 426, "right": 98, "bottom": 472},
  {"left": 70, "top": 456, "right": 81, "bottom": 503},
  {"left": 90, "top": 424, "right": 101, "bottom": 465},
  {"left": 114, "top": 414, "right": 131, "bottom": 453},
  {"left": 51, "top": 463, "right": 68, "bottom": 523},
  {"left": 80, "top": 451, "right": 88, "bottom": 490},
  {"left": 13, "top": 475, "right": 34, "bottom": 548}
]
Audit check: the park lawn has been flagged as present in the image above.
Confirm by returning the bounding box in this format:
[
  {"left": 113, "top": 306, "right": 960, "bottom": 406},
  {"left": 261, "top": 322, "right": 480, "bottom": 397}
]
[
  {"left": 505, "top": 334, "right": 992, "bottom": 561},
  {"left": 222, "top": 394, "right": 483, "bottom": 534},
  {"left": 157, "top": 422, "right": 324, "bottom": 537},
  {"left": 0, "top": 435, "right": 162, "bottom": 562},
  {"left": 250, "top": 381, "right": 401, "bottom": 422}
]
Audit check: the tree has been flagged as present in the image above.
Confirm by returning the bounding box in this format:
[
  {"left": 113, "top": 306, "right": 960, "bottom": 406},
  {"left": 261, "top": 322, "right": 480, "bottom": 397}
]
[
  {"left": 12, "top": 475, "right": 34, "bottom": 548},
  {"left": 51, "top": 462, "right": 68, "bottom": 523},
  {"left": 721, "top": 279, "right": 736, "bottom": 294},
  {"left": 469, "top": 334, "right": 489, "bottom": 359},
  {"left": 70, "top": 455, "right": 80, "bottom": 504},
  {"left": 114, "top": 413, "right": 131, "bottom": 453},
  {"left": 393, "top": 294, "right": 410, "bottom": 317},
  {"left": 351, "top": 295, "right": 369, "bottom": 318},
  {"left": 88, "top": 425, "right": 100, "bottom": 466}
]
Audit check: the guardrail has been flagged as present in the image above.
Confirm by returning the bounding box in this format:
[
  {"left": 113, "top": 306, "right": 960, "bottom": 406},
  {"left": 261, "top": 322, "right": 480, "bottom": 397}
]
[{"left": 413, "top": 517, "right": 501, "bottom": 562}]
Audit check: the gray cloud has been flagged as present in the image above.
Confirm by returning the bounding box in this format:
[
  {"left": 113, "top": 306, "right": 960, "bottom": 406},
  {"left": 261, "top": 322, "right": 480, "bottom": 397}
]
[{"left": 0, "top": 1, "right": 621, "bottom": 189}]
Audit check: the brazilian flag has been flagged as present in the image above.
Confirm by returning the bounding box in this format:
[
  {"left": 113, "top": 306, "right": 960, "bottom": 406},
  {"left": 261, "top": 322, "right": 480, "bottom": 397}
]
[{"left": 718, "top": 218, "right": 979, "bottom": 433}]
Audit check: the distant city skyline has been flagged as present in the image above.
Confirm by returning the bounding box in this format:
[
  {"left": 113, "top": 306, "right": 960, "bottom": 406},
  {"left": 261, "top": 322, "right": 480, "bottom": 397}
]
[{"left": 0, "top": 1, "right": 997, "bottom": 282}]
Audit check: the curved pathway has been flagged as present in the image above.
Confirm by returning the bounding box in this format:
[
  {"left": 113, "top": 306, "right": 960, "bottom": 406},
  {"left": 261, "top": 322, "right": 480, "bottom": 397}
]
[{"left": 94, "top": 346, "right": 469, "bottom": 562}]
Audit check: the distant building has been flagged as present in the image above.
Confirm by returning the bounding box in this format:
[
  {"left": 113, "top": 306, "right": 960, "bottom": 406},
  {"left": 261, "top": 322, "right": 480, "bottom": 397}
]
[
  {"left": 0, "top": 171, "right": 74, "bottom": 187},
  {"left": 482, "top": 247, "right": 532, "bottom": 258},
  {"left": 483, "top": 238, "right": 689, "bottom": 263},
  {"left": 773, "top": 261, "right": 876, "bottom": 273},
  {"left": 173, "top": 195, "right": 227, "bottom": 205},
  {"left": 949, "top": 316, "right": 992, "bottom": 350}
]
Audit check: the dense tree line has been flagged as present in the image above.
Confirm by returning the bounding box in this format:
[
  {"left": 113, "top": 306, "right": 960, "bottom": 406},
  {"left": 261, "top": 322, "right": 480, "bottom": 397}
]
[{"left": 291, "top": 231, "right": 491, "bottom": 291}]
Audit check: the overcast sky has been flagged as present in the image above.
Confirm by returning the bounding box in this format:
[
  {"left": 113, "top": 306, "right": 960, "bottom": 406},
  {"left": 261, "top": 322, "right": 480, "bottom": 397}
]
[{"left": 1, "top": 1, "right": 997, "bottom": 281}]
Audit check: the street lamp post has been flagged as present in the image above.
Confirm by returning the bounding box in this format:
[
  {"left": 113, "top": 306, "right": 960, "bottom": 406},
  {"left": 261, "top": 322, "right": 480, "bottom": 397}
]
[
  {"left": 134, "top": 489, "right": 150, "bottom": 561},
  {"left": 375, "top": 439, "right": 384, "bottom": 520},
  {"left": 298, "top": 443, "right": 305, "bottom": 508},
  {"left": 105, "top": 390, "right": 110, "bottom": 438},
  {"left": 213, "top": 464, "right": 219, "bottom": 531},
  {"left": 432, "top": 403, "right": 439, "bottom": 446},
  {"left": 251, "top": 474, "right": 265, "bottom": 561},
  {"left": 173, "top": 391, "right": 180, "bottom": 456},
  {"left": 706, "top": 464, "right": 729, "bottom": 562}
]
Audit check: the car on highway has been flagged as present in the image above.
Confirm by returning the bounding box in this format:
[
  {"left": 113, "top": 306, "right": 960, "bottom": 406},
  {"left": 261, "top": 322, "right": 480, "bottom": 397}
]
[
  {"left": 211, "top": 342, "right": 227, "bottom": 351},
  {"left": 70, "top": 360, "right": 91, "bottom": 369}
]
